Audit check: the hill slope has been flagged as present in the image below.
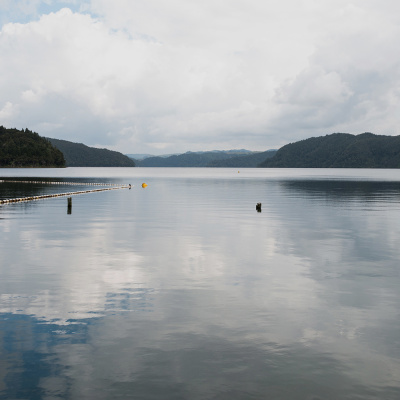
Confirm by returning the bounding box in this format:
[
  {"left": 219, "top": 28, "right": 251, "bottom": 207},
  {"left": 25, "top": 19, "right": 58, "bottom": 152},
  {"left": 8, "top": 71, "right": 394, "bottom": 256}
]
[
  {"left": 0, "top": 126, "right": 65, "bottom": 168},
  {"left": 259, "top": 133, "right": 400, "bottom": 168},
  {"left": 48, "top": 138, "right": 135, "bottom": 167}
]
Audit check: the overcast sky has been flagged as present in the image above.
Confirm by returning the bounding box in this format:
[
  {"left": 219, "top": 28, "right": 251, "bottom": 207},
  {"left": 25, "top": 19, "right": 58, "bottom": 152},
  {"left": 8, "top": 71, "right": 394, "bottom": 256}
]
[{"left": 1, "top": 0, "right": 400, "bottom": 154}]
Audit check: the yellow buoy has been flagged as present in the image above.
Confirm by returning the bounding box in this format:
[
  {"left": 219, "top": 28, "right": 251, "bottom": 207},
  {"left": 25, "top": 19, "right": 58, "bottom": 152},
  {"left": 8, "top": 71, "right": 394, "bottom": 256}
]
[{"left": 141, "top": 183, "right": 148, "bottom": 188}]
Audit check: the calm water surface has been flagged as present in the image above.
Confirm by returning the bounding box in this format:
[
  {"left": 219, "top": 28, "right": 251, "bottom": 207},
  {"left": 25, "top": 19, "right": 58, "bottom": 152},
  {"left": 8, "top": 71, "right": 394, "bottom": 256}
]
[{"left": 1, "top": 168, "right": 400, "bottom": 399}]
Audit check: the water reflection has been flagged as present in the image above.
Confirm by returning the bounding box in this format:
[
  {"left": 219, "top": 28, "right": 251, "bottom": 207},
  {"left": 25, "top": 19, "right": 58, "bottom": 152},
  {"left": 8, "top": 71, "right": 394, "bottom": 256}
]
[
  {"left": 1, "top": 169, "right": 400, "bottom": 399},
  {"left": 281, "top": 179, "right": 400, "bottom": 203},
  {"left": 1, "top": 311, "right": 399, "bottom": 399}
]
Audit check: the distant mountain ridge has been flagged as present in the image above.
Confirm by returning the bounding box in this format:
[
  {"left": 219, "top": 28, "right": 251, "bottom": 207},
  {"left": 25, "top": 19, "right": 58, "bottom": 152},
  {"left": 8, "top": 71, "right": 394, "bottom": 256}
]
[
  {"left": 4, "top": 126, "right": 399, "bottom": 169},
  {"left": 259, "top": 132, "right": 400, "bottom": 168},
  {"left": 48, "top": 138, "right": 135, "bottom": 167},
  {"left": 133, "top": 149, "right": 270, "bottom": 167},
  {"left": 208, "top": 150, "right": 277, "bottom": 167},
  {"left": 126, "top": 153, "right": 155, "bottom": 160}
]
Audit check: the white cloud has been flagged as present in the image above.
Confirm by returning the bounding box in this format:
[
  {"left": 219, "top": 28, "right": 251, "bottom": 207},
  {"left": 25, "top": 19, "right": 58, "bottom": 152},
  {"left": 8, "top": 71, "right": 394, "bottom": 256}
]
[
  {"left": 1, "top": 1, "right": 400, "bottom": 153},
  {"left": 0, "top": 101, "right": 18, "bottom": 120},
  {"left": 277, "top": 67, "right": 353, "bottom": 106}
]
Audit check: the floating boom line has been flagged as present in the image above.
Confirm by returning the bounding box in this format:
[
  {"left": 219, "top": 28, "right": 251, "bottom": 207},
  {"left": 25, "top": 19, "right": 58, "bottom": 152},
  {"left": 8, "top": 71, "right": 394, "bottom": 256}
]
[
  {"left": 0, "top": 180, "right": 132, "bottom": 205},
  {"left": 0, "top": 180, "right": 124, "bottom": 186}
]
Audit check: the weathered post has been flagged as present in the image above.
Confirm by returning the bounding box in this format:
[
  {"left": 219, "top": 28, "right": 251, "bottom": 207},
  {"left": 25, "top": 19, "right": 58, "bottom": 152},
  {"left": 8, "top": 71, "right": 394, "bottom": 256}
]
[{"left": 67, "top": 197, "right": 72, "bottom": 214}]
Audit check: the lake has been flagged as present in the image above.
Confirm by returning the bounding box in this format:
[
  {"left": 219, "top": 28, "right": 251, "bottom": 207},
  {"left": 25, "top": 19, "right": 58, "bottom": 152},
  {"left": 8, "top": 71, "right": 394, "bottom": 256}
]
[{"left": 1, "top": 167, "right": 400, "bottom": 399}]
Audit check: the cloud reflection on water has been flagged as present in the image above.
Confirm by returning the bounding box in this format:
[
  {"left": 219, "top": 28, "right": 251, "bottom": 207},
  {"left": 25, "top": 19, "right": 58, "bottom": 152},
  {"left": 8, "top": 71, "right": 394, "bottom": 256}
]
[{"left": 1, "top": 171, "right": 400, "bottom": 398}]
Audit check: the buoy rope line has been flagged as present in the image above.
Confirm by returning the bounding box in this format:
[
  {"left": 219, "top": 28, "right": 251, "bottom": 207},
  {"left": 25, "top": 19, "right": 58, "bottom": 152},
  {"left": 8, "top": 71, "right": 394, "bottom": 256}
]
[
  {"left": 0, "top": 181, "right": 132, "bottom": 205},
  {"left": 0, "top": 180, "right": 122, "bottom": 186}
]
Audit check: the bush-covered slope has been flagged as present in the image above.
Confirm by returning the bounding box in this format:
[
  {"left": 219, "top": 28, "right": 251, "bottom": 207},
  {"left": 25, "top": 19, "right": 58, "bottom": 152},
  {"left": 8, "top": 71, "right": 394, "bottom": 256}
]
[
  {"left": 47, "top": 138, "right": 135, "bottom": 167},
  {"left": 259, "top": 133, "right": 400, "bottom": 168},
  {"left": 0, "top": 126, "right": 65, "bottom": 167}
]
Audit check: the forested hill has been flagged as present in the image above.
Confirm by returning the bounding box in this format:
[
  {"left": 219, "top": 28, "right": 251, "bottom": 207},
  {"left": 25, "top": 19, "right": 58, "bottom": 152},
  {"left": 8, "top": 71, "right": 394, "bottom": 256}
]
[
  {"left": 47, "top": 138, "right": 135, "bottom": 167},
  {"left": 0, "top": 126, "right": 65, "bottom": 167},
  {"left": 259, "top": 133, "right": 400, "bottom": 168}
]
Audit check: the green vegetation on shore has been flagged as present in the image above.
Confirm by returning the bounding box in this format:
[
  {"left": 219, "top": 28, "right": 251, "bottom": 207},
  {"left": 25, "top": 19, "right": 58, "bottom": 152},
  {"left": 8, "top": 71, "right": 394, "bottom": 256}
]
[
  {"left": 0, "top": 126, "right": 65, "bottom": 168},
  {"left": 259, "top": 132, "right": 400, "bottom": 168}
]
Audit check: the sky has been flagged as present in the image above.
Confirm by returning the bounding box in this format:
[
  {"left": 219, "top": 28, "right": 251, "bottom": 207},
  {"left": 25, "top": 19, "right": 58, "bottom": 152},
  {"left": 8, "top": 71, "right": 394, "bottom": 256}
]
[{"left": 1, "top": 0, "right": 400, "bottom": 155}]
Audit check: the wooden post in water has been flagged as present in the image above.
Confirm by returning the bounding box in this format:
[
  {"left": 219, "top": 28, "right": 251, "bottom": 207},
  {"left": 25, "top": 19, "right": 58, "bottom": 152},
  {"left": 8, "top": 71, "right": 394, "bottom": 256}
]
[
  {"left": 67, "top": 197, "right": 72, "bottom": 214},
  {"left": 256, "top": 203, "right": 262, "bottom": 212}
]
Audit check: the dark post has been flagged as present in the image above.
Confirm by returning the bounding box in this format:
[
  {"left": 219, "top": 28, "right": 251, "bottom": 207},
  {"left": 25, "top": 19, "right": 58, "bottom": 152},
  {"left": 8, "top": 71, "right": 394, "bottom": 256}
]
[
  {"left": 256, "top": 203, "right": 262, "bottom": 212},
  {"left": 67, "top": 197, "right": 72, "bottom": 214}
]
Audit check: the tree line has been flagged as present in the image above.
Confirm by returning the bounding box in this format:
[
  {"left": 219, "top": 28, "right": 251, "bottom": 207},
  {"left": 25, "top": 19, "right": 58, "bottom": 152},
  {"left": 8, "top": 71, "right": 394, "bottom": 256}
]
[
  {"left": 0, "top": 126, "right": 65, "bottom": 168},
  {"left": 259, "top": 132, "right": 400, "bottom": 168}
]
